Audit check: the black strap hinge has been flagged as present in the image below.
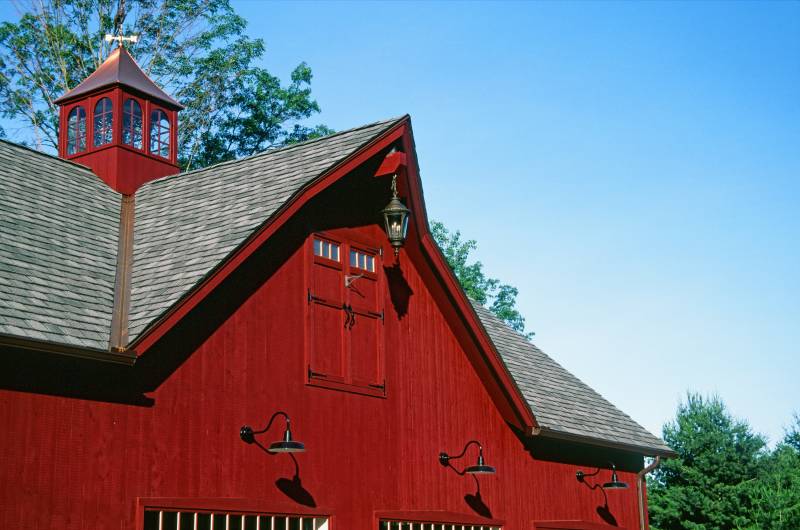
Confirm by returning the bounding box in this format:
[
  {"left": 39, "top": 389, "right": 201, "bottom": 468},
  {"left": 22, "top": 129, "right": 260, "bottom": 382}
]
[{"left": 308, "top": 365, "right": 327, "bottom": 379}]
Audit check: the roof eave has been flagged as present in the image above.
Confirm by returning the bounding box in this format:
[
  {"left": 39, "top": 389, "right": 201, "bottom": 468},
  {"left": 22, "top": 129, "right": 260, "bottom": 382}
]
[
  {"left": 0, "top": 332, "right": 137, "bottom": 366},
  {"left": 533, "top": 425, "right": 676, "bottom": 458},
  {"left": 54, "top": 82, "right": 184, "bottom": 110}
]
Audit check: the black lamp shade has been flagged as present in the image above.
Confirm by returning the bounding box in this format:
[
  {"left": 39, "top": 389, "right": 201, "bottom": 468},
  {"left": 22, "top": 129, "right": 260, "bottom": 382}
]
[
  {"left": 268, "top": 440, "right": 305, "bottom": 453},
  {"left": 465, "top": 463, "right": 496, "bottom": 474},
  {"left": 268, "top": 428, "right": 305, "bottom": 453},
  {"left": 465, "top": 453, "right": 496, "bottom": 475},
  {"left": 602, "top": 469, "right": 628, "bottom": 489}
]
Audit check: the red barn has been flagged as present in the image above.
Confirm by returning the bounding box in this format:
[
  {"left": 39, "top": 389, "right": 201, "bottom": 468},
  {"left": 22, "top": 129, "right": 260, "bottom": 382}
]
[{"left": 0, "top": 46, "right": 673, "bottom": 530}]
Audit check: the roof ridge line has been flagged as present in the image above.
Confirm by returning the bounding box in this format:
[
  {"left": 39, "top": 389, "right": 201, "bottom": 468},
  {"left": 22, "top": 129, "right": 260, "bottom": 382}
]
[{"left": 141, "top": 115, "right": 408, "bottom": 188}]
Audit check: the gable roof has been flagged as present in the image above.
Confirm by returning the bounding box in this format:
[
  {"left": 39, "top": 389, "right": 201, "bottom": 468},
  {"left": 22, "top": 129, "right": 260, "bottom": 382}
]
[
  {"left": 471, "top": 303, "right": 673, "bottom": 456},
  {"left": 0, "top": 117, "right": 672, "bottom": 456},
  {"left": 0, "top": 141, "right": 121, "bottom": 350},
  {"left": 54, "top": 47, "right": 183, "bottom": 109},
  {"left": 0, "top": 119, "right": 403, "bottom": 351},
  {"left": 129, "top": 118, "right": 402, "bottom": 339}
]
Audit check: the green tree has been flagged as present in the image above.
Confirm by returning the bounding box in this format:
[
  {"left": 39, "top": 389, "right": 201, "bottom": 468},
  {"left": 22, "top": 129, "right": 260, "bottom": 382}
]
[
  {"left": 0, "top": 0, "right": 331, "bottom": 170},
  {"left": 748, "top": 415, "right": 800, "bottom": 529},
  {"left": 431, "top": 220, "right": 532, "bottom": 338},
  {"left": 784, "top": 413, "right": 800, "bottom": 452},
  {"left": 648, "top": 393, "right": 767, "bottom": 530}
]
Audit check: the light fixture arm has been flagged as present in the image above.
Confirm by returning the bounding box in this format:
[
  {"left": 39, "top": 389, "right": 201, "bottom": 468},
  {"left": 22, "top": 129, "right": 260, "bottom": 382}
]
[
  {"left": 575, "top": 466, "right": 602, "bottom": 482},
  {"left": 240, "top": 410, "right": 291, "bottom": 444},
  {"left": 576, "top": 461, "right": 628, "bottom": 491},
  {"left": 439, "top": 439, "right": 484, "bottom": 467},
  {"left": 576, "top": 461, "right": 617, "bottom": 481}
]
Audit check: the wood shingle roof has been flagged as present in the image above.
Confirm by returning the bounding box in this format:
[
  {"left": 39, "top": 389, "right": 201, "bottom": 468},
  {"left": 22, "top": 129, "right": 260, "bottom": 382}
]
[
  {"left": 0, "top": 141, "right": 120, "bottom": 350},
  {"left": 472, "top": 302, "right": 673, "bottom": 455},
  {"left": 129, "top": 118, "right": 402, "bottom": 338},
  {"left": 0, "top": 117, "right": 672, "bottom": 456}
]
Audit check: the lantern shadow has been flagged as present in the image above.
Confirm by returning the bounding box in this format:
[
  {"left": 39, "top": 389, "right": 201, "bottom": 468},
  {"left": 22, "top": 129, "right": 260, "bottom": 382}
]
[
  {"left": 596, "top": 502, "right": 618, "bottom": 527},
  {"left": 575, "top": 474, "right": 618, "bottom": 527},
  {"left": 464, "top": 475, "right": 493, "bottom": 518},
  {"left": 275, "top": 474, "right": 316, "bottom": 508},
  {"left": 593, "top": 487, "right": 618, "bottom": 527},
  {"left": 252, "top": 442, "right": 317, "bottom": 508},
  {"left": 441, "top": 457, "right": 493, "bottom": 519},
  {"left": 384, "top": 263, "right": 413, "bottom": 318}
]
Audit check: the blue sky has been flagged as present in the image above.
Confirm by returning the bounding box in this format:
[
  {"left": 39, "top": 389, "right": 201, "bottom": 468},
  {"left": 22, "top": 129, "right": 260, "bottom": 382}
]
[
  {"left": 2, "top": 1, "right": 798, "bottom": 444},
  {"left": 230, "top": 0, "right": 798, "bottom": 444}
]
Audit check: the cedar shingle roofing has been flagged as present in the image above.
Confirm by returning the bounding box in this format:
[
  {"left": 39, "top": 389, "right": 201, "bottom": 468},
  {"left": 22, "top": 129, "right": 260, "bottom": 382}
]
[
  {"left": 0, "top": 117, "right": 671, "bottom": 456},
  {"left": 0, "top": 141, "right": 120, "bottom": 349},
  {"left": 472, "top": 303, "right": 673, "bottom": 455},
  {"left": 130, "top": 118, "right": 400, "bottom": 338}
]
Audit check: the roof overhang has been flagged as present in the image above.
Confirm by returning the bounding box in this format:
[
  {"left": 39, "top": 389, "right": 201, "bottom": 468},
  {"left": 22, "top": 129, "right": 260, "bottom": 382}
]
[
  {"left": 533, "top": 426, "right": 677, "bottom": 458},
  {"left": 0, "top": 332, "right": 137, "bottom": 366},
  {"left": 128, "top": 116, "right": 538, "bottom": 432}
]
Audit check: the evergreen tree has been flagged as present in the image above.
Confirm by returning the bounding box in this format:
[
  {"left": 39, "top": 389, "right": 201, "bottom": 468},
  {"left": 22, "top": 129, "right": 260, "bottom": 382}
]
[
  {"left": 748, "top": 415, "right": 800, "bottom": 529},
  {"left": 648, "top": 393, "right": 766, "bottom": 530}
]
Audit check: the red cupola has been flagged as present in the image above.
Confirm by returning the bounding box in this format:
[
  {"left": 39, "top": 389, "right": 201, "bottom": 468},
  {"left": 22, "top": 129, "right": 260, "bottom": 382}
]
[{"left": 54, "top": 45, "right": 183, "bottom": 194}]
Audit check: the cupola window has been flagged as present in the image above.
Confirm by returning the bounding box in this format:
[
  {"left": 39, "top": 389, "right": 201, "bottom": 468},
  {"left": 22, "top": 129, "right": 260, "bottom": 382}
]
[
  {"left": 149, "top": 109, "right": 170, "bottom": 158},
  {"left": 122, "top": 98, "right": 143, "bottom": 149},
  {"left": 66, "top": 106, "right": 86, "bottom": 155},
  {"left": 93, "top": 97, "right": 114, "bottom": 147}
]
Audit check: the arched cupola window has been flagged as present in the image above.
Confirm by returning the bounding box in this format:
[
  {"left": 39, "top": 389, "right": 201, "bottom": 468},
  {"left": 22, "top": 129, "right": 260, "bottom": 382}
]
[
  {"left": 122, "top": 98, "right": 143, "bottom": 149},
  {"left": 66, "top": 106, "right": 87, "bottom": 155},
  {"left": 93, "top": 97, "right": 114, "bottom": 147},
  {"left": 149, "top": 109, "right": 170, "bottom": 159}
]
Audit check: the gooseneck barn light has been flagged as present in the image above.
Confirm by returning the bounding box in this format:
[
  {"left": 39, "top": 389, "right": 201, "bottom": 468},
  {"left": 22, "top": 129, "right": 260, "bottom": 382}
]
[
  {"left": 240, "top": 411, "right": 305, "bottom": 453},
  {"left": 439, "top": 440, "right": 496, "bottom": 475},
  {"left": 602, "top": 463, "right": 629, "bottom": 490},
  {"left": 381, "top": 174, "right": 410, "bottom": 256},
  {"left": 576, "top": 462, "right": 629, "bottom": 490}
]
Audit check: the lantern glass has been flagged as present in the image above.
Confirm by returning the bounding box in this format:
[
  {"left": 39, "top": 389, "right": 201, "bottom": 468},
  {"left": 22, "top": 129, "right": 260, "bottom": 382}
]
[
  {"left": 385, "top": 209, "right": 409, "bottom": 241},
  {"left": 382, "top": 196, "right": 410, "bottom": 251}
]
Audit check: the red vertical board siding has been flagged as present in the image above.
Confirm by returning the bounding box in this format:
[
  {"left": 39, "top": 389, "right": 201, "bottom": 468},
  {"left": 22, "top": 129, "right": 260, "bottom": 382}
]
[{"left": 0, "top": 224, "right": 645, "bottom": 530}]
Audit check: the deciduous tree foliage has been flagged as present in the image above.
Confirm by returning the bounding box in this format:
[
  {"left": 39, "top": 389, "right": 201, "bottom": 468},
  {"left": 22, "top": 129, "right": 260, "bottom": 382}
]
[
  {"left": 648, "top": 394, "right": 800, "bottom": 530},
  {"left": 431, "top": 220, "right": 532, "bottom": 338},
  {"left": 0, "top": 0, "right": 331, "bottom": 170}
]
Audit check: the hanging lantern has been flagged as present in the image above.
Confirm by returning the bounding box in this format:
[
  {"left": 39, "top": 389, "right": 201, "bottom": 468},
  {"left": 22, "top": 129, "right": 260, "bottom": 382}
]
[{"left": 381, "top": 174, "right": 410, "bottom": 256}]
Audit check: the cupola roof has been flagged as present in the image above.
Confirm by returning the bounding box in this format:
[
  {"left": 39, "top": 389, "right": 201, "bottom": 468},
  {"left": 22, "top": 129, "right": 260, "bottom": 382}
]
[{"left": 54, "top": 46, "right": 183, "bottom": 110}]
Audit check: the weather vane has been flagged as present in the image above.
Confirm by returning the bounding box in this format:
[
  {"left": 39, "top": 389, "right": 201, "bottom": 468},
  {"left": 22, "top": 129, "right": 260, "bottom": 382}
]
[{"left": 104, "top": 34, "right": 139, "bottom": 47}]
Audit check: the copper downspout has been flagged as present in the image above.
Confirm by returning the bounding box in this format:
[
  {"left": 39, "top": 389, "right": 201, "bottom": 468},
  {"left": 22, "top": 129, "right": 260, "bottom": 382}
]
[
  {"left": 108, "top": 194, "right": 135, "bottom": 352},
  {"left": 637, "top": 456, "right": 661, "bottom": 530}
]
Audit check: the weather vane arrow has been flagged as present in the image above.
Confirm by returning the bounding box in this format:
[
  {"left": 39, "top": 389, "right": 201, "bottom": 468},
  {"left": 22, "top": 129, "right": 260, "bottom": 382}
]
[{"left": 104, "top": 34, "right": 139, "bottom": 47}]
